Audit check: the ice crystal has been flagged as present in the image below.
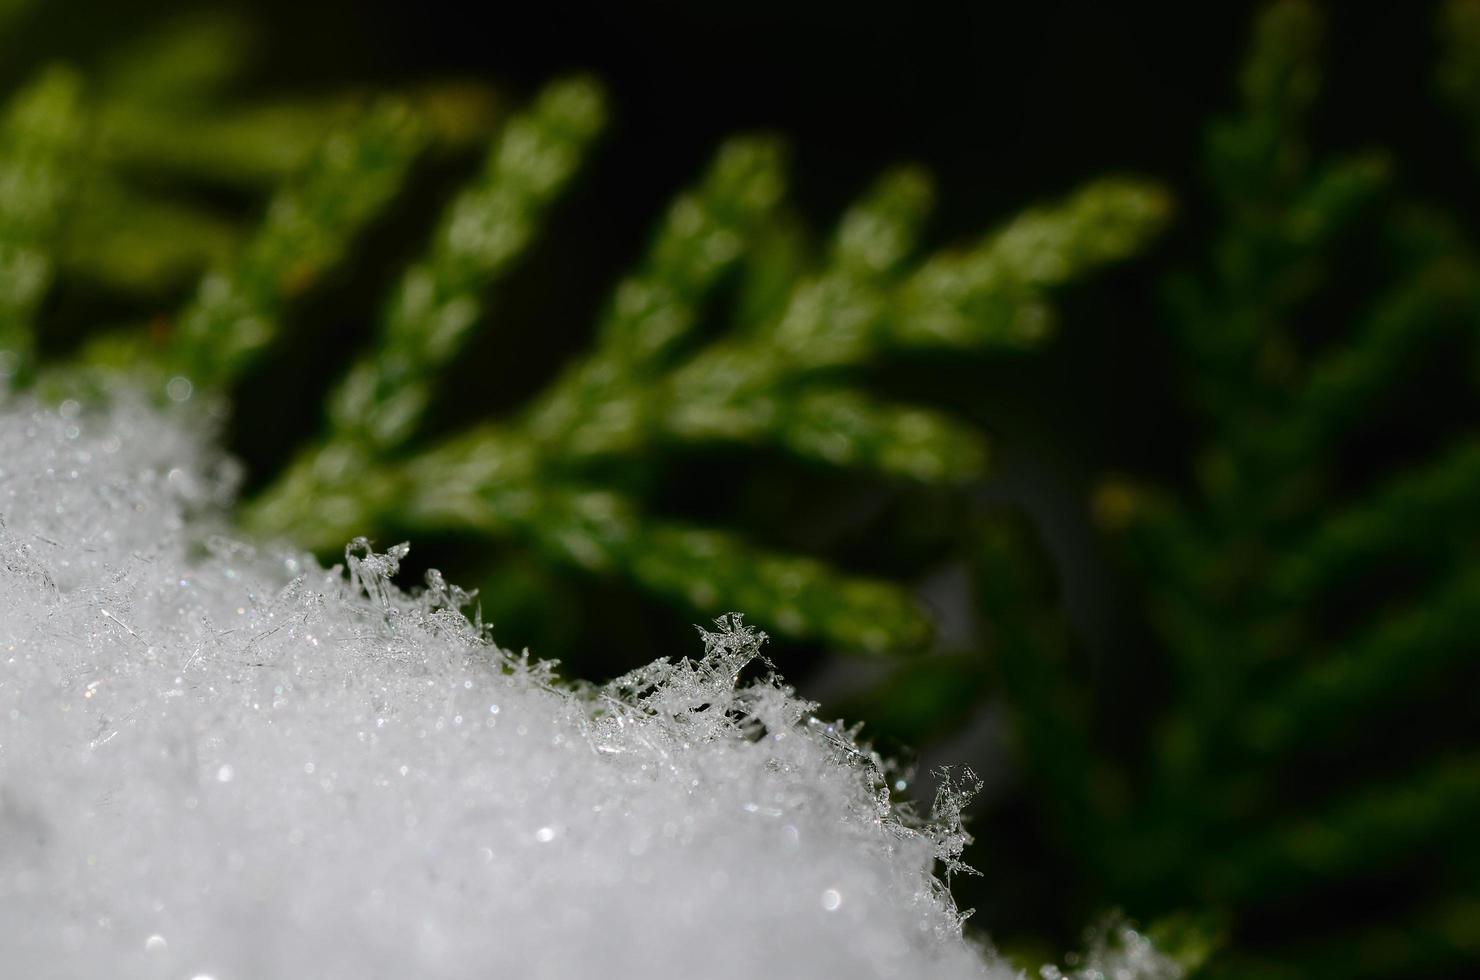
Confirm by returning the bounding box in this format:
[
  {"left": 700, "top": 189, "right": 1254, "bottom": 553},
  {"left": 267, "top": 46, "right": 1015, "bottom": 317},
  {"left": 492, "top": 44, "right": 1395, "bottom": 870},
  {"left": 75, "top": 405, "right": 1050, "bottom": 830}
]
[{"left": 0, "top": 392, "right": 1008, "bottom": 978}]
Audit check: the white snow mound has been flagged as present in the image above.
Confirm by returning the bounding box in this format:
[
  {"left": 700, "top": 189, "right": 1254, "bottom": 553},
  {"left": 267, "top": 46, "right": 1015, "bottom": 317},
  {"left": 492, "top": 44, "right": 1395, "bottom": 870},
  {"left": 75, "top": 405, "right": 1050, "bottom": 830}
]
[{"left": 0, "top": 394, "right": 1008, "bottom": 980}]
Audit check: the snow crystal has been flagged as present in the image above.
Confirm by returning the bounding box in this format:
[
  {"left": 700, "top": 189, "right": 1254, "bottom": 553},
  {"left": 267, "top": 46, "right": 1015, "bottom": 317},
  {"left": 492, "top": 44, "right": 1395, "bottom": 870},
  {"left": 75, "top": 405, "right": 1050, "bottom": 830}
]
[{"left": 0, "top": 393, "right": 1181, "bottom": 980}]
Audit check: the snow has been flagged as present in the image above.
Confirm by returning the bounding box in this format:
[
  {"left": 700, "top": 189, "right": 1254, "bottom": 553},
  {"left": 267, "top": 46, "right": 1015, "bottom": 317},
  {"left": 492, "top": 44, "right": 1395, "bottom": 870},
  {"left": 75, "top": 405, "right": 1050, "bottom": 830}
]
[
  {"left": 0, "top": 392, "right": 1177, "bottom": 979},
  {"left": 0, "top": 392, "right": 1001, "bottom": 979}
]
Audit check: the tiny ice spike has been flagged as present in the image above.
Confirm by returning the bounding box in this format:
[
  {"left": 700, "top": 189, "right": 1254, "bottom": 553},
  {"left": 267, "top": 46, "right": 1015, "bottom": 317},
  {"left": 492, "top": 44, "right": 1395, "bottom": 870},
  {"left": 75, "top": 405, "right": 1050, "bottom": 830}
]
[{"left": 0, "top": 394, "right": 1182, "bottom": 979}]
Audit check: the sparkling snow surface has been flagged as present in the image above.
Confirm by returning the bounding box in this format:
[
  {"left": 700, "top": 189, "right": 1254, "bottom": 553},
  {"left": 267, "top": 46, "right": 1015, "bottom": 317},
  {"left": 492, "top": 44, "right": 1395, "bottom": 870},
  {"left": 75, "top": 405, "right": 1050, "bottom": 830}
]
[{"left": 0, "top": 395, "right": 1010, "bottom": 979}]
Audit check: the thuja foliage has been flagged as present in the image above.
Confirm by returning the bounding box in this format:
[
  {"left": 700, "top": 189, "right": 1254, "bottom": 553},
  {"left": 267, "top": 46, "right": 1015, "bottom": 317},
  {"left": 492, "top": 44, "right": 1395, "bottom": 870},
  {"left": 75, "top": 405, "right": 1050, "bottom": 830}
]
[
  {"left": 239, "top": 141, "right": 1163, "bottom": 655},
  {"left": 0, "top": 10, "right": 1168, "bottom": 659},
  {"left": 848, "top": 2, "right": 1478, "bottom": 976}
]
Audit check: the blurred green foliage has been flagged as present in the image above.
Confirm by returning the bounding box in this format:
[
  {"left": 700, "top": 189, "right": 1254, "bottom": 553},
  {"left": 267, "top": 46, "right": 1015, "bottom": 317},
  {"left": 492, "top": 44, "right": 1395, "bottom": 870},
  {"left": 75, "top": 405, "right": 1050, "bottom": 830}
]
[
  {"left": 930, "top": 2, "right": 1479, "bottom": 976},
  {"left": 2, "top": 2, "right": 1478, "bottom": 977},
  {"left": 0, "top": 66, "right": 82, "bottom": 384}
]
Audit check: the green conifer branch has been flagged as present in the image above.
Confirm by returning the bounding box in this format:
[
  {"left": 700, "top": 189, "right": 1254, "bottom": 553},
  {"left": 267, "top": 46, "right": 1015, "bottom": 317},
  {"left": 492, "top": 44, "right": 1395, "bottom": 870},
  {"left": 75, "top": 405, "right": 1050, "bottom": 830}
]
[
  {"left": 948, "top": 5, "right": 1480, "bottom": 971},
  {"left": 0, "top": 67, "right": 85, "bottom": 386},
  {"left": 1237, "top": 569, "right": 1480, "bottom": 758},
  {"left": 1269, "top": 439, "right": 1480, "bottom": 601},
  {"left": 893, "top": 178, "right": 1168, "bottom": 351},
  {"left": 1208, "top": 754, "right": 1480, "bottom": 904},
  {"left": 524, "top": 137, "right": 790, "bottom": 445},
  {"left": 1261, "top": 258, "right": 1479, "bottom": 462},
  {"left": 99, "top": 99, "right": 372, "bottom": 188},
  {"left": 61, "top": 177, "right": 238, "bottom": 294},
  {"left": 388, "top": 177, "right": 1158, "bottom": 649},
  {"left": 1206, "top": 0, "right": 1320, "bottom": 208},
  {"left": 231, "top": 108, "right": 1163, "bottom": 653},
  {"left": 167, "top": 100, "right": 427, "bottom": 391},
  {"left": 326, "top": 76, "right": 607, "bottom": 452}
]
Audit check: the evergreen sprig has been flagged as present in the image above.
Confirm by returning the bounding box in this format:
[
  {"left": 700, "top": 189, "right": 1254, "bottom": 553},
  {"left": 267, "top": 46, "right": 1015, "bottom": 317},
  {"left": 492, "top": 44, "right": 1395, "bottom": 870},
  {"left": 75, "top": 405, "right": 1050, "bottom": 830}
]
[
  {"left": 166, "top": 100, "right": 429, "bottom": 390},
  {"left": 0, "top": 8, "right": 1166, "bottom": 662},
  {"left": 239, "top": 124, "right": 1166, "bottom": 654}
]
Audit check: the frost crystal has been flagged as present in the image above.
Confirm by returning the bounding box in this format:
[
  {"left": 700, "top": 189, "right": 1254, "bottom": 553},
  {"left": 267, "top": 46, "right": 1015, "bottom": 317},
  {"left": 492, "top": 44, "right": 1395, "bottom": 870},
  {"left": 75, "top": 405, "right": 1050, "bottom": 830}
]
[{"left": 0, "top": 394, "right": 1017, "bottom": 978}]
